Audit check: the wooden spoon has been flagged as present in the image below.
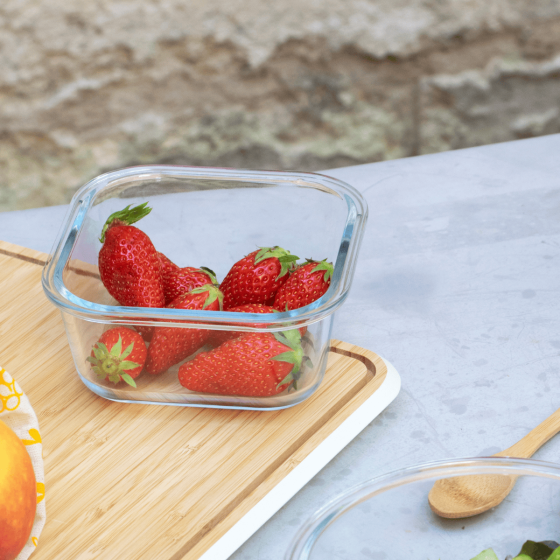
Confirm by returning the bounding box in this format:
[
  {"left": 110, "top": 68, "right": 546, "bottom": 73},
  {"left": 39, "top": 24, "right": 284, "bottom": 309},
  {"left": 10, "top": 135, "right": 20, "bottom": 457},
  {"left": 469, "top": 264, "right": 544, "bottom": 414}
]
[{"left": 428, "top": 406, "right": 560, "bottom": 518}]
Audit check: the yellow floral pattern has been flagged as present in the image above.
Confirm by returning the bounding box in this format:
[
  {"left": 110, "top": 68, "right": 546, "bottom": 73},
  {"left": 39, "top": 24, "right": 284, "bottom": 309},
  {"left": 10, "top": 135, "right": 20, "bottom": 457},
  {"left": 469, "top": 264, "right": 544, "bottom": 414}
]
[
  {"left": 22, "top": 429, "right": 42, "bottom": 446},
  {"left": 0, "top": 366, "right": 45, "bottom": 560},
  {"left": 36, "top": 483, "right": 45, "bottom": 504},
  {"left": 0, "top": 367, "right": 23, "bottom": 412}
]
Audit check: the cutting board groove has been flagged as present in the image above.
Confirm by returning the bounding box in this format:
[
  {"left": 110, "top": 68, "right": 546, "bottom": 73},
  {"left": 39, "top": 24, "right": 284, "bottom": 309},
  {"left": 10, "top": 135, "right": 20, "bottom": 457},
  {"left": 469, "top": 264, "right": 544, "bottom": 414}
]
[{"left": 0, "top": 240, "right": 388, "bottom": 560}]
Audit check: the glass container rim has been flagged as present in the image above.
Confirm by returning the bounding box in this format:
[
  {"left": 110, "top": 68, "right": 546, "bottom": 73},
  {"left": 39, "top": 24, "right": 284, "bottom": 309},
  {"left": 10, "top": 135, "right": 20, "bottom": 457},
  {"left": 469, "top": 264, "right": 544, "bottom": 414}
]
[
  {"left": 284, "top": 456, "right": 560, "bottom": 560},
  {"left": 42, "top": 164, "right": 368, "bottom": 327}
]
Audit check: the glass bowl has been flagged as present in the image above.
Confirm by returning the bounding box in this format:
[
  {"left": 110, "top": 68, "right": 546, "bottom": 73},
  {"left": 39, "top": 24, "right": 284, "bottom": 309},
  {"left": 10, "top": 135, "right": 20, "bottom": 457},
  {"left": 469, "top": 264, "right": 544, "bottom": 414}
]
[
  {"left": 42, "top": 165, "right": 367, "bottom": 410},
  {"left": 286, "top": 457, "right": 560, "bottom": 560}
]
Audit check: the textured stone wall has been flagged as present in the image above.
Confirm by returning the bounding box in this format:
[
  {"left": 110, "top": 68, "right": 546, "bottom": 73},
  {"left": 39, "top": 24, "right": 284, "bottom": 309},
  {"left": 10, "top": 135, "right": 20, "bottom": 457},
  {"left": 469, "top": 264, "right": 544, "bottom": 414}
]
[{"left": 1, "top": 0, "right": 560, "bottom": 210}]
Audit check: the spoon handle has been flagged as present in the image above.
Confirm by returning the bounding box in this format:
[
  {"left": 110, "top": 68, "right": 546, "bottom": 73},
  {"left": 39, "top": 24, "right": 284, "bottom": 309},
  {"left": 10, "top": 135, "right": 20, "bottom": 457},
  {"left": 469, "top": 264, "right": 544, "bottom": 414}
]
[{"left": 494, "top": 406, "right": 560, "bottom": 459}]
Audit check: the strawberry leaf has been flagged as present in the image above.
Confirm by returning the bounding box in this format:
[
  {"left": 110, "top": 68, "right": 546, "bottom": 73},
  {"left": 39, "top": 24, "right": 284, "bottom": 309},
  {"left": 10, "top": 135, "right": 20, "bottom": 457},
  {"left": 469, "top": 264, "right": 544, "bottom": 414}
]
[
  {"left": 108, "top": 373, "right": 121, "bottom": 384},
  {"left": 92, "top": 346, "right": 105, "bottom": 361},
  {"left": 99, "top": 202, "right": 152, "bottom": 243},
  {"left": 277, "top": 255, "right": 300, "bottom": 280},
  {"left": 276, "top": 363, "right": 304, "bottom": 391},
  {"left": 276, "top": 371, "right": 295, "bottom": 390},
  {"left": 109, "top": 335, "right": 123, "bottom": 358},
  {"left": 254, "top": 246, "right": 274, "bottom": 264},
  {"left": 311, "top": 259, "right": 334, "bottom": 283},
  {"left": 96, "top": 342, "right": 109, "bottom": 355},
  {"left": 86, "top": 356, "right": 98, "bottom": 364},
  {"left": 190, "top": 284, "right": 224, "bottom": 310},
  {"left": 254, "top": 246, "right": 300, "bottom": 270},
  {"left": 119, "top": 361, "right": 141, "bottom": 370},
  {"left": 121, "top": 374, "right": 137, "bottom": 388},
  {"left": 274, "top": 329, "right": 302, "bottom": 351},
  {"left": 203, "top": 290, "right": 218, "bottom": 309},
  {"left": 272, "top": 330, "right": 305, "bottom": 383},
  {"left": 121, "top": 342, "right": 135, "bottom": 360},
  {"left": 271, "top": 352, "right": 298, "bottom": 364},
  {"left": 200, "top": 267, "right": 218, "bottom": 285}
]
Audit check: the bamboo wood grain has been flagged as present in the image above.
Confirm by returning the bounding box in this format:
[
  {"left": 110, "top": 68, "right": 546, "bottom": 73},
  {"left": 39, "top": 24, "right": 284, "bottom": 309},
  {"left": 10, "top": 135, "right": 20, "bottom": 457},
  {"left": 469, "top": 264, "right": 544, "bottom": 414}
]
[
  {"left": 429, "top": 406, "right": 560, "bottom": 518},
  {"left": 495, "top": 406, "right": 560, "bottom": 458},
  {"left": 0, "top": 240, "right": 388, "bottom": 560}
]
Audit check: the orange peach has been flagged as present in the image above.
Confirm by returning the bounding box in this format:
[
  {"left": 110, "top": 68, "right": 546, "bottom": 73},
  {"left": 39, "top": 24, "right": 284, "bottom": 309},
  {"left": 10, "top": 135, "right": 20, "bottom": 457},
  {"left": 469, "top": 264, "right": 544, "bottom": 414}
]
[{"left": 0, "top": 419, "right": 36, "bottom": 560}]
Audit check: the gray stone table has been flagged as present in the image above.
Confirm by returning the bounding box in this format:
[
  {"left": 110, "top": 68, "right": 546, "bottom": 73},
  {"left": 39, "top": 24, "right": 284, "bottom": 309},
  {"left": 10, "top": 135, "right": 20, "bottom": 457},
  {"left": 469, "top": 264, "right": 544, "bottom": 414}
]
[{"left": 2, "top": 134, "right": 560, "bottom": 559}]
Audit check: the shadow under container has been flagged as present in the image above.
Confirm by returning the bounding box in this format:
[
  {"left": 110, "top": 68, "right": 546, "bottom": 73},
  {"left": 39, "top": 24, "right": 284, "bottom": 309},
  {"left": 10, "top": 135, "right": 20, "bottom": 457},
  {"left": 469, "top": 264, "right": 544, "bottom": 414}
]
[
  {"left": 42, "top": 165, "right": 368, "bottom": 410},
  {"left": 286, "top": 457, "right": 560, "bottom": 560}
]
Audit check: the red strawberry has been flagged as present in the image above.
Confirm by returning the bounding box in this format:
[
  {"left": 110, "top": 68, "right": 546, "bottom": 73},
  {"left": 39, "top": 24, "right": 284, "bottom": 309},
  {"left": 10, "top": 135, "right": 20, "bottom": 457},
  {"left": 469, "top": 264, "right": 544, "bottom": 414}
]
[
  {"left": 207, "top": 303, "right": 278, "bottom": 348},
  {"left": 138, "top": 267, "right": 218, "bottom": 342},
  {"left": 87, "top": 327, "right": 147, "bottom": 387},
  {"left": 163, "top": 266, "right": 217, "bottom": 305},
  {"left": 137, "top": 267, "right": 218, "bottom": 343},
  {"left": 220, "top": 247, "right": 299, "bottom": 310},
  {"left": 98, "top": 203, "right": 165, "bottom": 308},
  {"left": 274, "top": 259, "right": 333, "bottom": 311},
  {"left": 136, "top": 324, "right": 155, "bottom": 343},
  {"left": 145, "top": 284, "right": 224, "bottom": 375},
  {"left": 157, "top": 252, "right": 180, "bottom": 277},
  {"left": 178, "top": 330, "right": 306, "bottom": 397}
]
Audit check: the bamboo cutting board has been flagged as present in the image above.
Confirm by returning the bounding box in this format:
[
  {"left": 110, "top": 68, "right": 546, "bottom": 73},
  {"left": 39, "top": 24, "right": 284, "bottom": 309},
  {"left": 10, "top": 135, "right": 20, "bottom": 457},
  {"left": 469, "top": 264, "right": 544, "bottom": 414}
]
[{"left": 0, "top": 240, "right": 399, "bottom": 560}]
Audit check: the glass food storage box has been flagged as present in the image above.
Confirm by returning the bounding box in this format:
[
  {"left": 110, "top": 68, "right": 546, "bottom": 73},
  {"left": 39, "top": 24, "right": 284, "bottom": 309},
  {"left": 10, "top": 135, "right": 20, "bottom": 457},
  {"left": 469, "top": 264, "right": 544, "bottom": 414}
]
[{"left": 42, "top": 166, "right": 367, "bottom": 410}]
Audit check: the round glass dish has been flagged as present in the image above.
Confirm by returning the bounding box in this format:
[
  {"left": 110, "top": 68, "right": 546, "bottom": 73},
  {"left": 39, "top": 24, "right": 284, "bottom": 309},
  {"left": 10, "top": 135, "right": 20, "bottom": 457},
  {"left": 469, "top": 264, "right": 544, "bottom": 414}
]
[{"left": 286, "top": 457, "right": 560, "bottom": 560}]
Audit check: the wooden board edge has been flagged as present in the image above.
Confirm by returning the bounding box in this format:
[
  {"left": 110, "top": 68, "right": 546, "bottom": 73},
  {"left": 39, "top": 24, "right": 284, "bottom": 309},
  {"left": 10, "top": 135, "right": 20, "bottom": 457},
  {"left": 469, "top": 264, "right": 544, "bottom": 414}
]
[
  {"left": 0, "top": 240, "right": 48, "bottom": 266},
  {"left": 197, "top": 359, "right": 400, "bottom": 560},
  {"left": 182, "top": 344, "right": 392, "bottom": 560},
  {"left": 0, "top": 240, "right": 103, "bottom": 280},
  {"left": 329, "top": 339, "right": 388, "bottom": 380},
  {"left": 167, "top": 347, "right": 373, "bottom": 559}
]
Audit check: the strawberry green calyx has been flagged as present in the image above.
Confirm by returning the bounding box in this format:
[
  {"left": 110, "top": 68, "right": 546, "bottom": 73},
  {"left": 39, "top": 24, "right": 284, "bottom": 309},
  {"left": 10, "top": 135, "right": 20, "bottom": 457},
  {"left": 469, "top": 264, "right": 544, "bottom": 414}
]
[
  {"left": 191, "top": 284, "right": 224, "bottom": 310},
  {"left": 254, "top": 246, "right": 300, "bottom": 280},
  {"left": 272, "top": 329, "right": 311, "bottom": 390},
  {"left": 86, "top": 335, "right": 140, "bottom": 387},
  {"left": 99, "top": 202, "right": 152, "bottom": 243},
  {"left": 310, "top": 259, "right": 334, "bottom": 283},
  {"left": 199, "top": 266, "right": 219, "bottom": 286}
]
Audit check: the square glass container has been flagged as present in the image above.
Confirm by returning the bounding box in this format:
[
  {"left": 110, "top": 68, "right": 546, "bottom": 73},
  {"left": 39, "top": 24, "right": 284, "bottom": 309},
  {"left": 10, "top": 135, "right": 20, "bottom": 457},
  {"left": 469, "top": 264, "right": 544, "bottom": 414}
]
[{"left": 42, "top": 165, "right": 367, "bottom": 410}]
